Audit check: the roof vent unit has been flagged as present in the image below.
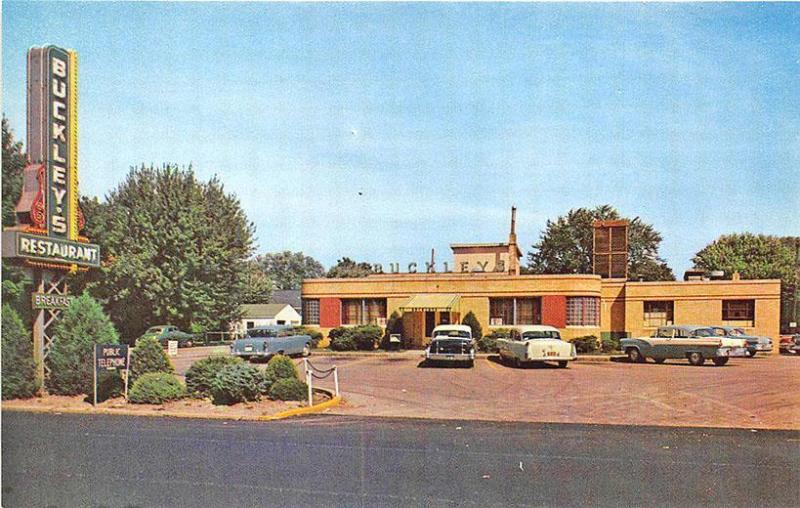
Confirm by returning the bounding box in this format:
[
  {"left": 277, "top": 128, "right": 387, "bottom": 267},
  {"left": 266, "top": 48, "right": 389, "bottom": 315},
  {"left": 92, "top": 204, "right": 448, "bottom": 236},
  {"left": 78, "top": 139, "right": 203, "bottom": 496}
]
[{"left": 709, "top": 270, "right": 725, "bottom": 280}]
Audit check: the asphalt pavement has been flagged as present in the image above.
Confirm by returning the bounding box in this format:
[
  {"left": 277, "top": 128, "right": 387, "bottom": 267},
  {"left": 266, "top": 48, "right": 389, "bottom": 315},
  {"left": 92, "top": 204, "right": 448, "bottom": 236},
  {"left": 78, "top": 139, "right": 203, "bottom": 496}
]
[{"left": 2, "top": 412, "right": 799, "bottom": 507}]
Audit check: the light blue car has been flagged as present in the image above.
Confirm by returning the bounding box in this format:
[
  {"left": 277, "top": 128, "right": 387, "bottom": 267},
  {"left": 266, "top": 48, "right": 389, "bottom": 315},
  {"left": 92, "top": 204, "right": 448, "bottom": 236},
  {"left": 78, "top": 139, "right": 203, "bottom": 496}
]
[{"left": 230, "top": 326, "right": 312, "bottom": 361}]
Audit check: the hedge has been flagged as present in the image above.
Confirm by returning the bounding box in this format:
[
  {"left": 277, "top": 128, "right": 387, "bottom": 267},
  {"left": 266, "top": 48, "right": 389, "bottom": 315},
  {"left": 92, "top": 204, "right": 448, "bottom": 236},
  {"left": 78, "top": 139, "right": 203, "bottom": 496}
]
[
  {"left": 572, "top": 335, "right": 600, "bottom": 354},
  {"left": 477, "top": 328, "right": 513, "bottom": 353},
  {"left": 47, "top": 294, "right": 121, "bottom": 397},
  {"left": 130, "top": 337, "right": 174, "bottom": 383},
  {"left": 209, "top": 363, "right": 269, "bottom": 405},
  {"left": 1, "top": 305, "right": 39, "bottom": 399},
  {"left": 329, "top": 325, "right": 382, "bottom": 351},
  {"left": 185, "top": 355, "right": 243, "bottom": 397},
  {"left": 129, "top": 373, "right": 186, "bottom": 404},
  {"left": 269, "top": 378, "right": 308, "bottom": 401},
  {"left": 264, "top": 354, "right": 298, "bottom": 384}
]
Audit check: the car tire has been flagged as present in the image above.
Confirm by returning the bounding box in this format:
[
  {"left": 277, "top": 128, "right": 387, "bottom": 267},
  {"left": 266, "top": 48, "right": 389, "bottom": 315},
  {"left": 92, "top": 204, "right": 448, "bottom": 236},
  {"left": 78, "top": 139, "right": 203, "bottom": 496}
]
[
  {"left": 557, "top": 360, "right": 568, "bottom": 368},
  {"left": 627, "top": 348, "right": 644, "bottom": 363},
  {"left": 713, "top": 357, "right": 729, "bottom": 367},
  {"left": 185, "top": 341, "right": 193, "bottom": 348},
  {"left": 513, "top": 357, "right": 521, "bottom": 368},
  {"left": 688, "top": 352, "right": 705, "bottom": 366},
  {"left": 746, "top": 350, "right": 756, "bottom": 358},
  {"left": 653, "top": 358, "right": 666, "bottom": 364},
  {"left": 467, "top": 360, "right": 475, "bottom": 368},
  {"left": 302, "top": 343, "right": 311, "bottom": 357}
]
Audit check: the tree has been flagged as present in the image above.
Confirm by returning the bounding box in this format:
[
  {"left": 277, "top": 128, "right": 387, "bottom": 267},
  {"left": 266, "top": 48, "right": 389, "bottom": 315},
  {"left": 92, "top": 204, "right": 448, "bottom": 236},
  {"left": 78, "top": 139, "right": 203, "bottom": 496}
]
[
  {"left": 461, "top": 311, "right": 483, "bottom": 340},
  {"left": 48, "top": 294, "right": 120, "bottom": 396},
  {"left": 2, "top": 117, "right": 26, "bottom": 227},
  {"left": 255, "top": 251, "right": 325, "bottom": 289},
  {"left": 242, "top": 259, "right": 273, "bottom": 304},
  {"left": 129, "top": 336, "right": 175, "bottom": 383},
  {"left": 1, "top": 305, "right": 40, "bottom": 399},
  {"left": 693, "top": 234, "right": 800, "bottom": 326},
  {"left": 526, "top": 205, "right": 674, "bottom": 281},
  {"left": 326, "top": 257, "right": 374, "bottom": 278},
  {"left": 77, "top": 164, "right": 255, "bottom": 341}
]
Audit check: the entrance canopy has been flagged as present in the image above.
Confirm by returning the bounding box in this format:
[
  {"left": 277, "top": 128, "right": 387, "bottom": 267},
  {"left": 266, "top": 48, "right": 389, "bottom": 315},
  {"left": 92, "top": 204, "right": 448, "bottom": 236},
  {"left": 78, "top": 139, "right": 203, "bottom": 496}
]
[{"left": 399, "top": 294, "right": 460, "bottom": 312}]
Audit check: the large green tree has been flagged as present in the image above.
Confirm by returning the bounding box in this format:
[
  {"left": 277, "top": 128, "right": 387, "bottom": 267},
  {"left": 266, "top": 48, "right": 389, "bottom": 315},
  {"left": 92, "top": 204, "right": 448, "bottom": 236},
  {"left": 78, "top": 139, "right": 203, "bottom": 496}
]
[
  {"left": 256, "top": 251, "right": 324, "bottom": 289},
  {"left": 326, "top": 257, "right": 374, "bottom": 278},
  {"left": 77, "top": 164, "right": 255, "bottom": 341},
  {"left": 526, "top": 205, "right": 674, "bottom": 281},
  {"left": 242, "top": 259, "right": 273, "bottom": 304},
  {"left": 2, "top": 117, "right": 26, "bottom": 227},
  {"left": 693, "top": 234, "right": 800, "bottom": 326}
]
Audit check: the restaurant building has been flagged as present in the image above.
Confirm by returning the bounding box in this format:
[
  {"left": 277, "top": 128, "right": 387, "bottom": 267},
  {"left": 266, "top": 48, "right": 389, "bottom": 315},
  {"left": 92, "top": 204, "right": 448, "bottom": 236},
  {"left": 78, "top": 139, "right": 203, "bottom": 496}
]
[{"left": 301, "top": 210, "right": 781, "bottom": 351}]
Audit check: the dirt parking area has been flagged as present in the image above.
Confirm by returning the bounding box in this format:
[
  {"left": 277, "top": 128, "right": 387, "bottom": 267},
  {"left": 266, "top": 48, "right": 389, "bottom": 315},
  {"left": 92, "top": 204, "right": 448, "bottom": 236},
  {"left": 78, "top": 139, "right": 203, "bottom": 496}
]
[{"left": 169, "top": 347, "right": 799, "bottom": 430}]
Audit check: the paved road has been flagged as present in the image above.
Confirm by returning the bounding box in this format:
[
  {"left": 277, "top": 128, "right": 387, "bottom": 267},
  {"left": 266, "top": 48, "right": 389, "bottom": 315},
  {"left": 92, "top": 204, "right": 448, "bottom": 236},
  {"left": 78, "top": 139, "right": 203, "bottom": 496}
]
[{"left": 3, "top": 412, "right": 799, "bottom": 507}]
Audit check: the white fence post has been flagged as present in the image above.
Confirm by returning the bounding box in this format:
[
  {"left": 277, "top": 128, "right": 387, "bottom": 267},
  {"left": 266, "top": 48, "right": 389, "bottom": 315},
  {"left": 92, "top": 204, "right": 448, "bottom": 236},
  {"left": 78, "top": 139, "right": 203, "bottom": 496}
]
[
  {"left": 306, "top": 369, "right": 313, "bottom": 406},
  {"left": 333, "top": 367, "right": 340, "bottom": 397}
]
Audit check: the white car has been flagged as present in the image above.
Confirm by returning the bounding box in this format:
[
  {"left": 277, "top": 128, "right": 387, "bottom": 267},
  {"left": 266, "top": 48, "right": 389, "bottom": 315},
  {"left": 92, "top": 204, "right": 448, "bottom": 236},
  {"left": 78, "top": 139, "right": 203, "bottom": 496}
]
[
  {"left": 496, "top": 325, "right": 577, "bottom": 368},
  {"left": 424, "top": 324, "right": 476, "bottom": 367}
]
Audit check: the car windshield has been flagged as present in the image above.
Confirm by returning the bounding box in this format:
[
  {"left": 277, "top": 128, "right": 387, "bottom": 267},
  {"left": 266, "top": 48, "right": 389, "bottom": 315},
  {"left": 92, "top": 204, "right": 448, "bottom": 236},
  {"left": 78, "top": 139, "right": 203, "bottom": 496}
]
[
  {"left": 729, "top": 328, "right": 745, "bottom": 336},
  {"left": 433, "top": 330, "right": 471, "bottom": 339},
  {"left": 247, "top": 329, "right": 277, "bottom": 338},
  {"left": 692, "top": 328, "right": 715, "bottom": 337},
  {"left": 146, "top": 327, "right": 164, "bottom": 333},
  {"left": 709, "top": 328, "right": 728, "bottom": 337},
  {"left": 521, "top": 331, "right": 560, "bottom": 340}
]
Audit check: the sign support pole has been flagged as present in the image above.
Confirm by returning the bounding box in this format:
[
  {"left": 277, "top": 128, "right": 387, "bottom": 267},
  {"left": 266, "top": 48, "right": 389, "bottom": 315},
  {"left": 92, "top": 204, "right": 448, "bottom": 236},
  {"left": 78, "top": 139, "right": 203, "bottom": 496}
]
[
  {"left": 92, "top": 347, "right": 97, "bottom": 407},
  {"left": 124, "top": 347, "right": 131, "bottom": 400},
  {"left": 32, "top": 268, "right": 46, "bottom": 393}
]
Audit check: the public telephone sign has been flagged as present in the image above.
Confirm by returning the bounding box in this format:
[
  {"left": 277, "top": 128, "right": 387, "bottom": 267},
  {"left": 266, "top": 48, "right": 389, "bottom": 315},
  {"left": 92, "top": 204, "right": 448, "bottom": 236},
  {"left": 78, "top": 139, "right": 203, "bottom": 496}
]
[{"left": 95, "top": 344, "right": 129, "bottom": 371}]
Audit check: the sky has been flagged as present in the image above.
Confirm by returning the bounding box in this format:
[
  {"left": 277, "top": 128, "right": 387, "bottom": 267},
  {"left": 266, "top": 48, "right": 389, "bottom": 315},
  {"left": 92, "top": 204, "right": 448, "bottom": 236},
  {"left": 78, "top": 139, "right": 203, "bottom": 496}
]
[{"left": 3, "top": 2, "right": 799, "bottom": 276}]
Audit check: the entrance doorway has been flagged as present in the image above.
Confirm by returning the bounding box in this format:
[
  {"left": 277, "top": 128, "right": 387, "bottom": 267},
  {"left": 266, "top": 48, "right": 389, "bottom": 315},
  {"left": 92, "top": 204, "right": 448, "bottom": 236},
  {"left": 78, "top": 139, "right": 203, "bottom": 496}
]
[{"left": 425, "top": 311, "right": 436, "bottom": 337}]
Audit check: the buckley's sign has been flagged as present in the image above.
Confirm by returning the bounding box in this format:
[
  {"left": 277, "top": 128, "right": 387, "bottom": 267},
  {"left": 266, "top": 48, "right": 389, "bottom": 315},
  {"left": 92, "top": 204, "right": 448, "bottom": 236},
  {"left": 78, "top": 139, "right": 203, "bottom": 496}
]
[
  {"left": 371, "top": 260, "right": 507, "bottom": 274},
  {"left": 16, "top": 233, "right": 100, "bottom": 267},
  {"left": 2, "top": 45, "right": 98, "bottom": 271}
]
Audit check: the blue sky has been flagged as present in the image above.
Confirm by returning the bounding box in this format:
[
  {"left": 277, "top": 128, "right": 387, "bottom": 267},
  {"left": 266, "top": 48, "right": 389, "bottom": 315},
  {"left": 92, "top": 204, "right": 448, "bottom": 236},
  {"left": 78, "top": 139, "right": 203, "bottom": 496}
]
[{"left": 3, "top": 2, "right": 799, "bottom": 276}]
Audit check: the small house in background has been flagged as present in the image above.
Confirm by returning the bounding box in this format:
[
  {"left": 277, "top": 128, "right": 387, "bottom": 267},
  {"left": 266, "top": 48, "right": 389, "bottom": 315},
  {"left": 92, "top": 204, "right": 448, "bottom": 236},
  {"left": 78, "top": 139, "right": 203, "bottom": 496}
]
[{"left": 234, "top": 303, "right": 302, "bottom": 335}]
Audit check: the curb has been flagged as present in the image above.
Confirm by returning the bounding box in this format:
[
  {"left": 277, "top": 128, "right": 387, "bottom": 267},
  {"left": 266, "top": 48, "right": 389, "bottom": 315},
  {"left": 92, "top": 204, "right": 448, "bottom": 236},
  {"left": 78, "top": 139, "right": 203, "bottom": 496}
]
[
  {"left": 259, "top": 388, "right": 342, "bottom": 421},
  {"left": 3, "top": 388, "right": 343, "bottom": 422}
]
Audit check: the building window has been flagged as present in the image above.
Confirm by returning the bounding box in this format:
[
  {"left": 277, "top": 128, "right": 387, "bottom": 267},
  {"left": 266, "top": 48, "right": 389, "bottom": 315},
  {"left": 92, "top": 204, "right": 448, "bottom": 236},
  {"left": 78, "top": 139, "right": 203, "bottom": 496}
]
[
  {"left": 246, "top": 321, "right": 255, "bottom": 329},
  {"left": 342, "top": 298, "right": 387, "bottom": 325},
  {"left": 489, "top": 297, "right": 541, "bottom": 326},
  {"left": 643, "top": 301, "right": 674, "bottom": 327},
  {"left": 722, "top": 300, "right": 754, "bottom": 326},
  {"left": 301, "top": 299, "right": 320, "bottom": 325},
  {"left": 566, "top": 297, "right": 600, "bottom": 326}
]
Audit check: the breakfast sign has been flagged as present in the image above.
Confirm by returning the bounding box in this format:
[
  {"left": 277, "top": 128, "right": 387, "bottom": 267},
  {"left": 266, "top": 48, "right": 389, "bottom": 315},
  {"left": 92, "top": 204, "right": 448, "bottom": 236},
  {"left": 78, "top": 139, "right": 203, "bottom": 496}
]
[{"left": 2, "top": 45, "right": 99, "bottom": 271}]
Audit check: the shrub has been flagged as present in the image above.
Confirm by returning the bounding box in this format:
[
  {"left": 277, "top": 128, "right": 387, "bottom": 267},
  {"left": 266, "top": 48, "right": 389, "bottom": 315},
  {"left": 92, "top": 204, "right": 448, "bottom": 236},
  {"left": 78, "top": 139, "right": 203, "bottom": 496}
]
[
  {"left": 349, "top": 325, "right": 382, "bottom": 350},
  {"left": 209, "top": 363, "right": 269, "bottom": 405},
  {"left": 572, "top": 335, "right": 600, "bottom": 354},
  {"left": 185, "top": 355, "right": 243, "bottom": 397},
  {"left": 293, "top": 326, "right": 323, "bottom": 348},
  {"left": 461, "top": 311, "right": 483, "bottom": 340},
  {"left": 601, "top": 335, "right": 621, "bottom": 354},
  {"left": 264, "top": 354, "right": 298, "bottom": 383},
  {"left": 47, "top": 294, "right": 120, "bottom": 396},
  {"left": 477, "top": 328, "right": 512, "bottom": 353},
  {"left": 269, "top": 378, "right": 308, "bottom": 401},
  {"left": 329, "top": 332, "right": 357, "bottom": 351},
  {"left": 327, "top": 326, "right": 349, "bottom": 349},
  {"left": 1, "top": 304, "right": 40, "bottom": 399},
  {"left": 380, "top": 311, "right": 404, "bottom": 349},
  {"left": 130, "top": 337, "right": 174, "bottom": 383},
  {"left": 128, "top": 373, "right": 186, "bottom": 404}
]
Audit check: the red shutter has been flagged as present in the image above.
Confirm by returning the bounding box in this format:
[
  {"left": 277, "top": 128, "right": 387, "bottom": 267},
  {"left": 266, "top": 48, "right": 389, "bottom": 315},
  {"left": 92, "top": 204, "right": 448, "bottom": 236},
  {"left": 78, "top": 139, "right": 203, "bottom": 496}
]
[
  {"left": 319, "top": 298, "right": 342, "bottom": 328},
  {"left": 541, "top": 295, "right": 567, "bottom": 328}
]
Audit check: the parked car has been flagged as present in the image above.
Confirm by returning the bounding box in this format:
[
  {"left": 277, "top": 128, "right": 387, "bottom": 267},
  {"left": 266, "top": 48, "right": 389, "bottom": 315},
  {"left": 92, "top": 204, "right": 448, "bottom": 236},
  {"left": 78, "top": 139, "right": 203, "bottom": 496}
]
[
  {"left": 711, "top": 326, "right": 772, "bottom": 357},
  {"left": 496, "top": 325, "right": 577, "bottom": 368},
  {"left": 424, "top": 324, "right": 475, "bottom": 367},
  {"left": 620, "top": 325, "right": 748, "bottom": 366},
  {"left": 138, "top": 325, "right": 194, "bottom": 347},
  {"left": 230, "top": 326, "right": 312, "bottom": 361},
  {"left": 780, "top": 334, "right": 800, "bottom": 355}
]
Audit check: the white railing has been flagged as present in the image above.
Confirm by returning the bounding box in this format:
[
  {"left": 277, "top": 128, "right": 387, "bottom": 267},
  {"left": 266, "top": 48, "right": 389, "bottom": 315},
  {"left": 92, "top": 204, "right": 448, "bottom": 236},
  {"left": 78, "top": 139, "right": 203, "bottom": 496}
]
[{"left": 302, "top": 358, "right": 339, "bottom": 406}]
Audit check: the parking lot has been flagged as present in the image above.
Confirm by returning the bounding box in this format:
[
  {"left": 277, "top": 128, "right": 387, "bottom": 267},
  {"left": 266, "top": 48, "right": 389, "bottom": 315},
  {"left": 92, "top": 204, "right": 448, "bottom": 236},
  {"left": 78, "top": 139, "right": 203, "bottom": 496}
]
[{"left": 173, "top": 347, "right": 799, "bottom": 430}]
